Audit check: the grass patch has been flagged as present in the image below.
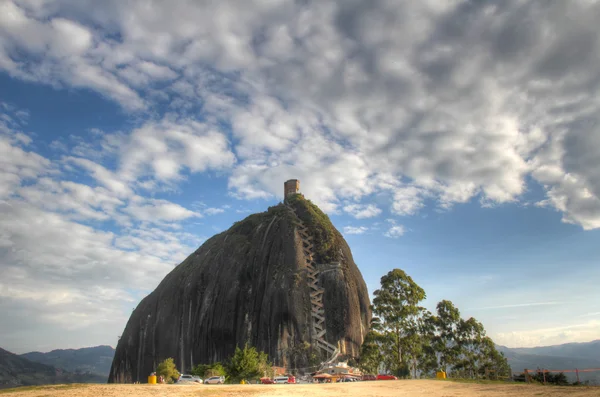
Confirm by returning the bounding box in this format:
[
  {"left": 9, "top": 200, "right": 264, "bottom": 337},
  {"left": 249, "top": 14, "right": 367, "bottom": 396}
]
[{"left": 287, "top": 194, "right": 342, "bottom": 263}]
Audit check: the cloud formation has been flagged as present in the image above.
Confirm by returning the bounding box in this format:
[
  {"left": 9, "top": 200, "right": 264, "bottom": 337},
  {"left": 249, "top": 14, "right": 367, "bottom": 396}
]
[
  {"left": 2, "top": 0, "right": 600, "bottom": 227},
  {"left": 1, "top": 0, "right": 600, "bottom": 351},
  {"left": 384, "top": 225, "right": 406, "bottom": 239},
  {"left": 343, "top": 226, "right": 368, "bottom": 235}
]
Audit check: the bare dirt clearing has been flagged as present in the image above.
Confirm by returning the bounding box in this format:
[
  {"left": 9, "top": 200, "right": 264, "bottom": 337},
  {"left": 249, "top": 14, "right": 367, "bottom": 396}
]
[{"left": 2, "top": 380, "right": 599, "bottom": 397}]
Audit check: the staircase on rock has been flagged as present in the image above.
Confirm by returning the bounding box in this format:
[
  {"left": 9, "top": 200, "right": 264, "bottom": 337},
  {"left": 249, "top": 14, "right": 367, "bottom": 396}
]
[{"left": 286, "top": 204, "right": 339, "bottom": 363}]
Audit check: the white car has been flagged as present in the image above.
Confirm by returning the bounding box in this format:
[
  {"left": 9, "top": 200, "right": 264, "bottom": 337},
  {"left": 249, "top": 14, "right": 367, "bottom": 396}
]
[
  {"left": 178, "top": 374, "right": 203, "bottom": 383},
  {"left": 204, "top": 376, "right": 225, "bottom": 384},
  {"left": 274, "top": 376, "right": 290, "bottom": 384}
]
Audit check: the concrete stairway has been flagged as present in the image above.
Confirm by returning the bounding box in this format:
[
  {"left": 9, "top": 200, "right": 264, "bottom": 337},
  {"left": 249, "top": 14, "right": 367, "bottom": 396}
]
[{"left": 286, "top": 204, "right": 339, "bottom": 362}]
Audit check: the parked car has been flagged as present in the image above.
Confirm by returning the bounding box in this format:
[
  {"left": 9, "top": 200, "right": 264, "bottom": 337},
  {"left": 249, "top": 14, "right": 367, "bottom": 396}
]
[
  {"left": 178, "top": 374, "right": 203, "bottom": 383},
  {"left": 260, "top": 377, "right": 274, "bottom": 384},
  {"left": 376, "top": 374, "right": 397, "bottom": 380},
  {"left": 204, "top": 376, "right": 225, "bottom": 384},
  {"left": 274, "top": 375, "right": 295, "bottom": 384},
  {"left": 362, "top": 374, "right": 377, "bottom": 381}
]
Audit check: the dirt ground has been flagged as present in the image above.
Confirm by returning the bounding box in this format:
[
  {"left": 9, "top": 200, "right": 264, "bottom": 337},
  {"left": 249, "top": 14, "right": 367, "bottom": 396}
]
[{"left": 2, "top": 380, "right": 599, "bottom": 397}]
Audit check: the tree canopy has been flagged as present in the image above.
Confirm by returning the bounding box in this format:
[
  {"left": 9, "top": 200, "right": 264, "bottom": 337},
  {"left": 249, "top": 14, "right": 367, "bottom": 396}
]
[
  {"left": 226, "top": 343, "right": 272, "bottom": 383},
  {"left": 363, "top": 268, "right": 510, "bottom": 380},
  {"left": 156, "top": 358, "right": 180, "bottom": 383}
]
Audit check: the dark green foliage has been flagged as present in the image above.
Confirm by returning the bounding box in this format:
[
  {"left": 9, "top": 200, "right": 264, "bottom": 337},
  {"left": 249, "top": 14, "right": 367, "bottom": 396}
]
[
  {"left": 287, "top": 194, "right": 341, "bottom": 263},
  {"left": 372, "top": 269, "right": 426, "bottom": 378},
  {"left": 358, "top": 330, "right": 385, "bottom": 374},
  {"left": 156, "top": 358, "right": 180, "bottom": 383},
  {"left": 531, "top": 371, "right": 570, "bottom": 385},
  {"left": 190, "top": 362, "right": 225, "bottom": 378},
  {"left": 225, "top": 343, "right": 272, "bottom": 383},
  {"left": 364, "top": 268, "right": 511, "bottom": 380},
  {"left": 285, "top": 341, "right": 312, "bottom": 371}
]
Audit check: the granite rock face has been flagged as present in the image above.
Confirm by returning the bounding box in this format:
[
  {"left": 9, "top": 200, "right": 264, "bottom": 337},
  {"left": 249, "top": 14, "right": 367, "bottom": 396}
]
[{"left": 108, "top": 196, "right": 371, "bottom": 383}]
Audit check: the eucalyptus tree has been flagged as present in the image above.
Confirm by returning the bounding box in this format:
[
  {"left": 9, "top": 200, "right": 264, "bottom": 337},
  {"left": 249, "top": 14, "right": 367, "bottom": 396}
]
[{"left": 372, "top": 269, "right": 426, "bottom": 377}]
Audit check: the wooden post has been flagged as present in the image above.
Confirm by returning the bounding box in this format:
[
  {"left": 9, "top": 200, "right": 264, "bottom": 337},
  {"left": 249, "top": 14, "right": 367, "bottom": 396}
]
[
  {"left": 542, "top": 369, "right": 546, "bottom": 385},
  {"left": 576, "top": 368, "right": 580, "bottom": 384},
  {"left": 524, "top": 369, "right": 529, "bottom": 383}
]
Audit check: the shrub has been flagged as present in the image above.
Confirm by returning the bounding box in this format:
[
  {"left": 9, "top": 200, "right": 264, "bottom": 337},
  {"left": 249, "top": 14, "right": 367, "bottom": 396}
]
[
  {"left": 156, "top": 358, "right": 180, "bottom": 383},
  {"left": 226, "top": 343, "right": 272, "bottom": 383},
  {"left": 191, "top": 362, "right": 226, "bottom": 378}
]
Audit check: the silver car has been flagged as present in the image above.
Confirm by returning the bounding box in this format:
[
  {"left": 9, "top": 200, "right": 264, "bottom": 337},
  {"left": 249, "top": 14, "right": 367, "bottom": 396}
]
[
  {"left": 178, "top": 374, "right": 203, "bottom": 383},
  {"left": 204, "top": 376, "right": 225, "bottom": 384}
]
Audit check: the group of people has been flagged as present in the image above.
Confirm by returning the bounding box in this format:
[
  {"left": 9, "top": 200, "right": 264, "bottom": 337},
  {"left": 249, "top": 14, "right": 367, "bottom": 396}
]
[{"left": 150, "top": 372, "right": 165, "bottom": 383}]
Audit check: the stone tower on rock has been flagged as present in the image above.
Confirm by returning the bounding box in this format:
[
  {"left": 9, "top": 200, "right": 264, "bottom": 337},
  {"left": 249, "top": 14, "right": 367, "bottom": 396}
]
[
  {"left": 108, "top": 183, "right": 371, "bottom": 383},
  {"left": 284, "top": 179, "right": 300, "bottom": 200}
]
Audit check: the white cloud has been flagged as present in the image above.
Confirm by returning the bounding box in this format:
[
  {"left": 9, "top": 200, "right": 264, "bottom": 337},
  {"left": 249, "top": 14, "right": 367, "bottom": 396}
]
[
  {"left": 384, "top": 225, "right": 406, "bottom": 238},
  {"left": 204, "top": 207, "right": 225, "bottom": 216},
  {"left": 343, "top": 226, "right": 368, "bottom": 235},
  {"left": 66, "top": 157, "right": 133, "bottom": 198},
  {"left": 16, "top": 178, "right": 124, "bottom": 222},
  {"left": 2, "top": 0, "right": 600, "bottom": 229},
  {"left": 136, "top": 61, "right": 177, "bottom": 80},
  {"left": 50, "top": 18, "right": 93, "bottom": 56},
  {"left": 343, "top": 203, "right": 382, "bottom": 219},
  {"left": 0, "top": 200, "right": 187, "bottom": 324},
  {"left": 495, "top": 320, "right": 600, "bottom": 348},
  {"left": 118, "top": 119, "right": 236, "bottom": 185},
  {"left": 0, "top": 131, "right": 50, "bottom": 199},
  {"left": 124, "top": 197, "right": 200, "bottom": 223}
]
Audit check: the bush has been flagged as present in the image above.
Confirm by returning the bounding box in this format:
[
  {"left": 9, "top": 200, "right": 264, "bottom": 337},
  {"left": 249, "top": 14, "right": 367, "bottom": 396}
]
[
  {"left": 531, "top": 371, "right": 569, "bottom": 386},
  {"left": 191, "top": 362, "right": 226, "bottom": 378},
  {"left": 156, "top": 358, "right": 180, "bottom": 383},
  {"left": 226, "top": 343, "right": 272, "bottom": 383},
  {"left": 287, "top": 195, "right": 341, "bottom": 263}
]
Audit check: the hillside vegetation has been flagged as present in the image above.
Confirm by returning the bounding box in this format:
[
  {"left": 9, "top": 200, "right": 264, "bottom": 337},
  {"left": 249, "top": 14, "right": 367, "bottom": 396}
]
[{"left": 0, "top": 348, "right": 105, "bottom": 389}]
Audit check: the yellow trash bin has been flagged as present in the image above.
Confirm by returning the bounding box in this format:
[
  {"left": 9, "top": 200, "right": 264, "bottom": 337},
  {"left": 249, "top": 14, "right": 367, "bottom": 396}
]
[
  {"left": 436, "top": 371, "right": 446, "bottom": 379},
  {"left": 148, "top": 375, "right": 157, "bottom": 384}
]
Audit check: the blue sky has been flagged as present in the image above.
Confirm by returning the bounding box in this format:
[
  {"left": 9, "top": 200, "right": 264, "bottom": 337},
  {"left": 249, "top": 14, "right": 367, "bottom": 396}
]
[{"left": 1, "top": 0, "right": 599, "bottom": 353}]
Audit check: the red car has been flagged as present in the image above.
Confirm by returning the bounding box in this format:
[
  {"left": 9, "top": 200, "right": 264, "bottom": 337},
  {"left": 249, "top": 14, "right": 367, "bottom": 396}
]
[
  {"left": 260, "top": 377, "right": 274, "bottom": 384},
  {"left": 376, "top": 374, "right": 398, "bottom": 380},
  {"left": 362, "top": 374, "right": 377, "bottom": 381}
]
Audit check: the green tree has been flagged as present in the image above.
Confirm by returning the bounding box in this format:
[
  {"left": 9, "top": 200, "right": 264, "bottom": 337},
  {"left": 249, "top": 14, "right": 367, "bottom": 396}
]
[
  {"left": 532, "top": 371, "right": 569, "bottom": 385},
  {"left": 360, "top": 270, "right": 512, "bottom": 381},
  {"left": 156, "top": 358, "right": 180, "bottom": 383},
  {"left": 417, "top": 310, "right": 439, "bottom": 378},
  {"left": 191, "top": 362, "right": 226, "bottom": 378},
  {"left": 226, "top": 343, "right": 272, "bottom": 383},
  {"left": 432, "top": 300, "right": 462, "bottom": 373},
  {"left": 477, "top": 337, "right": 511, "bottom": 379},
  {"left": 454, "top": 317, "right": 485, "bottom": 378},
  {"left": 358, "top": 330, "right": 384, "bottom": 374},
  {"left": 372, "top": 269, "right": 426, "bottom": 378}
]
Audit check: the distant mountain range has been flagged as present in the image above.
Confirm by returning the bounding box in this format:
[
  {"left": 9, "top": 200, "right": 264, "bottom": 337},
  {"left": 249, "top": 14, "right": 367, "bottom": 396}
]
[
  {"left": 20, "top": 345, "right": 115, "bottom": 378},
  {"left": 498, "top": 340, "right": 600, "bottom": 384},
  {"left": 2, "top": 341, "right": 599, "bottom": 387},
  {"left": 0, "top": 347, "right": 107, "bottom": 389}
]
